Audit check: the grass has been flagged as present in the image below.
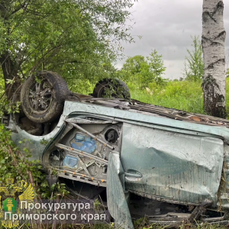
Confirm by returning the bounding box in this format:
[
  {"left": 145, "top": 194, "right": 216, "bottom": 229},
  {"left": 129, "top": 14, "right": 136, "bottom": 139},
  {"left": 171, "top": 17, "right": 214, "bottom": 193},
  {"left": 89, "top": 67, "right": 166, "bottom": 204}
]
[
  {"left": 129, "top": 80, "right": 204, "bottom": 114},
  {"left": 132, "top": 216, "right": 229, "bottom": 228},
  {"left": 133, "top": 222, "right": 229, "bottom": 229},
  {"left": 128, "top": 78, "right": 229, "bottom": 118}
]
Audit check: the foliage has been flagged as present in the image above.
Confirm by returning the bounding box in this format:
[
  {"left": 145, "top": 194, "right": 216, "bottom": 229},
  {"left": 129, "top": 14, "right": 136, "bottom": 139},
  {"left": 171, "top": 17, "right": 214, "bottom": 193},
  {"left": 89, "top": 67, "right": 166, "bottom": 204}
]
[
  {"left": 0, "top": 0, "right": 136, "bottom": 97},
  {"left": 70, "top": 79, "right": 94, "bottom": 95},
  {"left": 133, "top": 217, "right": 149, "bottom": 228},
  {"left": 68, "top": 62, "right": 120, "bottom": 93},
  {"left": 119, "top": 50, "right": 166, "bottom": 88},
  {"left": 129, "top": 77, "right": 229, "bottom": 119},
  {"left": 0, "top": 124, "right": 47, "bottom": 196},
  {"left": 129, "top": 79, "right": 204, "bottom": 114},
  {"left": 184, "top": 36, "right": 204, "bottom": 82},
  {"left": 0, "top": 113, "right": 70, "bottom": 200},
  {"left": 133, "top": 216, "right": 229, "bottom": 228}
]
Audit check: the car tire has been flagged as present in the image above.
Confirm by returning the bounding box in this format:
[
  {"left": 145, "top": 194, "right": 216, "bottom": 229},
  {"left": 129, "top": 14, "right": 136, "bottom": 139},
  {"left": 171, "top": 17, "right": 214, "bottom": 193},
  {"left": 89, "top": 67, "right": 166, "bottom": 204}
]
[
  {"left": 20, "top": 71, "right": 70, "bottom": 123},
  {"left": 92, "top": 78, "right": 130, "bottom": 100}
]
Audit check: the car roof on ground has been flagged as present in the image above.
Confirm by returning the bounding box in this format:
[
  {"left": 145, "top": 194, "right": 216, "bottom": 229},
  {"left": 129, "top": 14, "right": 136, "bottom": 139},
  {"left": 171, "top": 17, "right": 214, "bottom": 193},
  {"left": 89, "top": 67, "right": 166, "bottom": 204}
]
[{"left": 66, "top": 93, "right": 229, "bottom": 128}]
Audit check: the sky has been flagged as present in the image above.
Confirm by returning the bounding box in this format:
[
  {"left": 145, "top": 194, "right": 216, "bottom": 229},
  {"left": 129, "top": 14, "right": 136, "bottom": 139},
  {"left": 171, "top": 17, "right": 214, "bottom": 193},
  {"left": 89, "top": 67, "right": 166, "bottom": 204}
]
[{"left": 116, "top": 0, "right": 229, "bottom": 80}]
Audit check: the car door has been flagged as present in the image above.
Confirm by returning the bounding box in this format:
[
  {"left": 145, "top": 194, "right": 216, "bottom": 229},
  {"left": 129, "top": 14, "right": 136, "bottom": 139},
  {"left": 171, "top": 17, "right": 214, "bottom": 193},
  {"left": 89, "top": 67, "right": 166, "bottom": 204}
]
[{"left": 120, "top": 122, "right": 224, "bottom": 206}]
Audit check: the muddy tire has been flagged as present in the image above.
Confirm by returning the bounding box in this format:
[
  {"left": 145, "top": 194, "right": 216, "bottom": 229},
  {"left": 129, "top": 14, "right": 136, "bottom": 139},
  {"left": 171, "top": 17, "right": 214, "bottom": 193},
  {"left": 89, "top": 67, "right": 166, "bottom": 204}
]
[
  {"left": 20, "top": 71, "right": 70, "bottom": 123},
  {"left": 92, "top": 78, "right": 130, "bottom": 100}
]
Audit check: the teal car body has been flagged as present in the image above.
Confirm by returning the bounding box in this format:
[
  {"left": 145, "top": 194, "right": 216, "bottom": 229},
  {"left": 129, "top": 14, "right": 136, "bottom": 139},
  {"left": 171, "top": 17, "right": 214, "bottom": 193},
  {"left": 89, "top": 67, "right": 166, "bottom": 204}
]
[{"left": 7, "top": 98, "right": 229, "bottom": 228}]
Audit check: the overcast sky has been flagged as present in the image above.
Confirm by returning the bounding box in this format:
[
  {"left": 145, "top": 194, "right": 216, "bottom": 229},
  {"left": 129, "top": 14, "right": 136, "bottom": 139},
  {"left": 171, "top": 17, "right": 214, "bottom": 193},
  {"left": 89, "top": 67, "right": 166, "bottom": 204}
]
[{"left": 117, "top": 0, "right": 229, "bottom": 80}]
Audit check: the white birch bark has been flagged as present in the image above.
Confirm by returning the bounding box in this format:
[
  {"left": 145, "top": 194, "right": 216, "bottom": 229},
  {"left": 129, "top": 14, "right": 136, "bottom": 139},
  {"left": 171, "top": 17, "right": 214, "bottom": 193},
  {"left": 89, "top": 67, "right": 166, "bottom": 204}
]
[{"left": 202, "top": 0, "right": 226, "bottom": 118}]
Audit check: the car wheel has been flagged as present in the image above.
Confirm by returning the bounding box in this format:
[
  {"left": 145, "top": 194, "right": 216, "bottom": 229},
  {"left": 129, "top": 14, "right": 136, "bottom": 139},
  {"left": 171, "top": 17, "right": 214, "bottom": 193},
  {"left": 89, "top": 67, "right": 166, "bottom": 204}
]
[
  {"left": 20, "top": 71, "right": 70, "bottom": 123},
  {"left": 92, "top": 78, "right": 130, "bottom": 100}
]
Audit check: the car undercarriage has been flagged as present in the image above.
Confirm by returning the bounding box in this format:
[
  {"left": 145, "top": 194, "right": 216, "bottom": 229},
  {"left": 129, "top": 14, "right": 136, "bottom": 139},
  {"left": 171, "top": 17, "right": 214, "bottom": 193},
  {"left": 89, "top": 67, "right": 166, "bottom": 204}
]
[{"left": 4, "top": 71, "right": 229, "bottom": 228}]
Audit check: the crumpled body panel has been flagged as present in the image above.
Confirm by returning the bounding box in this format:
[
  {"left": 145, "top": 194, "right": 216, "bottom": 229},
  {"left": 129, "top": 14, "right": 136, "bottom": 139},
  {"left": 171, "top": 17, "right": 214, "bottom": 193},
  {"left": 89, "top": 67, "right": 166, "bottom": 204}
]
[{"left": 121, "top": 123, "right": 224, "bottom": 206}]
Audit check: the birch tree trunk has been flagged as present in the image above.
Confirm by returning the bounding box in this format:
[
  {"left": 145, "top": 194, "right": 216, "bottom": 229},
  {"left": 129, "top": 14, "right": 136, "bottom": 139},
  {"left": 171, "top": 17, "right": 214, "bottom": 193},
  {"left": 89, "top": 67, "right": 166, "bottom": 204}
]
[{"left": 202, "top": 0, "right": 226, "bottom": 118}]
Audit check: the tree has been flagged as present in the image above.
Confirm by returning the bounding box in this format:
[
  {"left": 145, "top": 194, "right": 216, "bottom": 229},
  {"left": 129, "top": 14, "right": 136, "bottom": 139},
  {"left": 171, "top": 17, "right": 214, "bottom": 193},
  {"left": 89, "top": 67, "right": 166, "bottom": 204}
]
[
  {"left": 184, "top": 36, "right": 204, "bottom": 81},
  {"left": 0, "top": 0, "right": 136, "bottom": 99},
  {"left": 202, "top": 0, "right": 226, "bottom": 118},
  {"left": 120, "top": 50, "right": 166, "bottom": 87}
]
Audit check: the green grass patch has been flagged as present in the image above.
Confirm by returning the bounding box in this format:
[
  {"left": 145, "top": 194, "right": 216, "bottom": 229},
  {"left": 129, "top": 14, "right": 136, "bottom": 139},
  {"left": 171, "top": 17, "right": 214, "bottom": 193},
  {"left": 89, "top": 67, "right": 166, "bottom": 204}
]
[
  {"left": 129, "top": 80, "right": 204, "bottom": 114},
  {"left": 129, "top": 78, "right": 229, "bottom": 118}
]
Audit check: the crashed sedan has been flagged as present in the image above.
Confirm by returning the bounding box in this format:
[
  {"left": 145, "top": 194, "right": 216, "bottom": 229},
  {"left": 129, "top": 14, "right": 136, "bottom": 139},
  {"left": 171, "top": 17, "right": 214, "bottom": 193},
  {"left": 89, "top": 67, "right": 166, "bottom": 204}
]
[{"left": 4, "top": 71, "right": 229, "bottom": 228}]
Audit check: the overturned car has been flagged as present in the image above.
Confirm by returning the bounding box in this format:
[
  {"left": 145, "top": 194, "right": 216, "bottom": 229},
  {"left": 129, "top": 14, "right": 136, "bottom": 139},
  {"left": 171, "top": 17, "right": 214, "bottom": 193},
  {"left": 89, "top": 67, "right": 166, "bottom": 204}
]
[{"left": 4, "top": 71, "right": 229, "bottom": 228}]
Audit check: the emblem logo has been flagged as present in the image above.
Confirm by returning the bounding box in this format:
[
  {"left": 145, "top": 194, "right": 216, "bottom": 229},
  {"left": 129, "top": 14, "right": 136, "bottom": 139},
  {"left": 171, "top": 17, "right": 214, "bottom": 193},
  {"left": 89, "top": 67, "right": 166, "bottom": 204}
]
[{"left": 0, "top": 178, "right": 34, "bottom": 228}]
